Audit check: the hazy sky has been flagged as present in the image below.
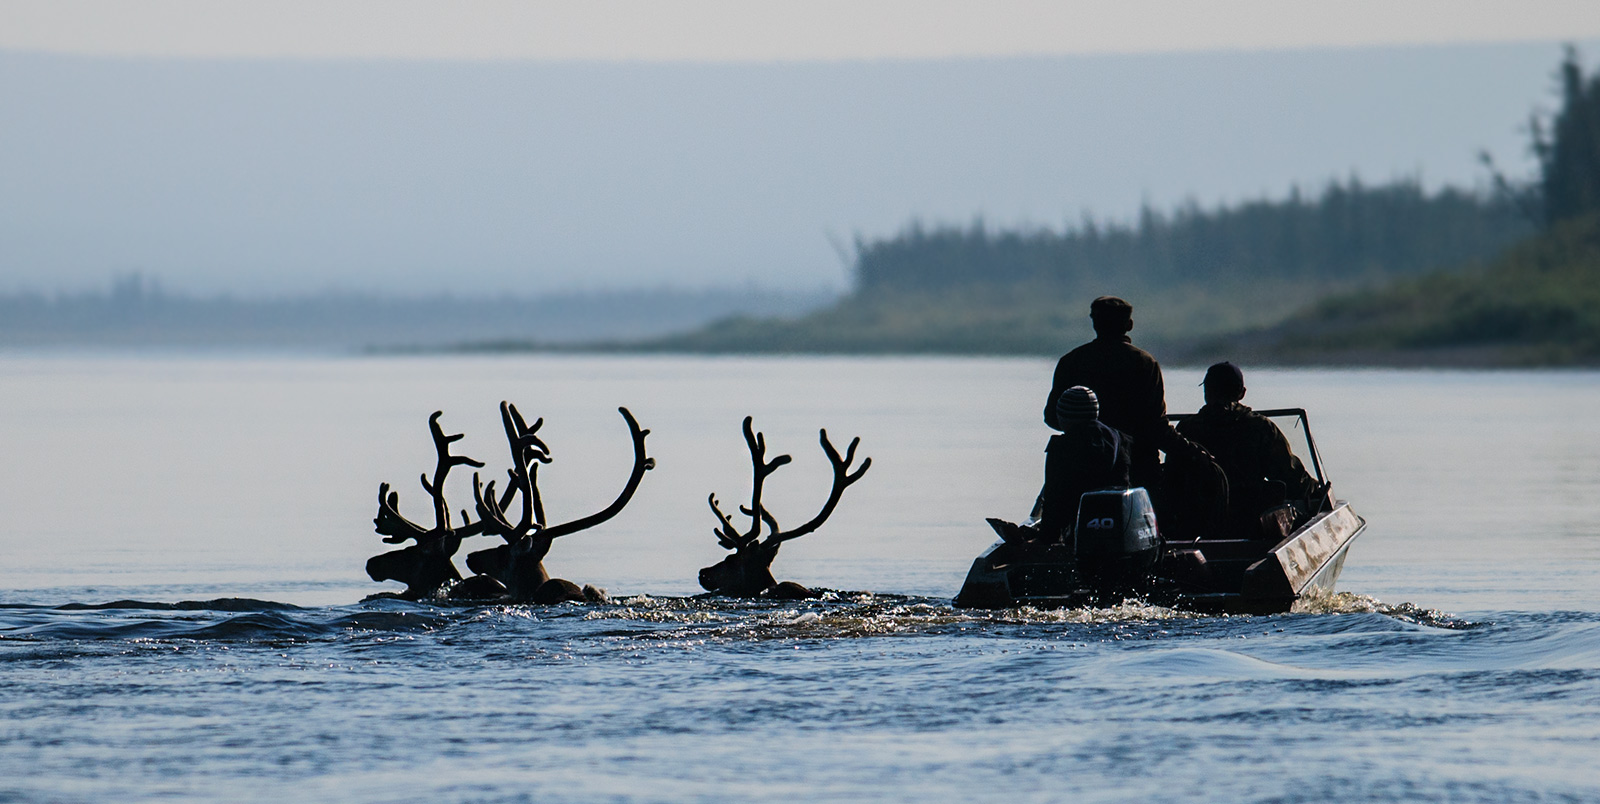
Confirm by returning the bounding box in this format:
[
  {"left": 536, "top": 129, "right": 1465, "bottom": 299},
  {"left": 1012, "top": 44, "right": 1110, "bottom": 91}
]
[
  {"left": 4, "top": 1, "right": 1599, "bottom": 61},
  {"left": 2, "top": 3, "right": 1598, "bottom": 296}
]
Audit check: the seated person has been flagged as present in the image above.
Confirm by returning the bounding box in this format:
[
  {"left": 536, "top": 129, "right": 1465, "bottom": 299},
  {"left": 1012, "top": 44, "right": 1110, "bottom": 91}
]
[
  {"left": 1176, "top": 362, "right": 1327, "bottom": 535},
  {"left": 1037, "top": 386, "right": 1132, "bottom": 541},
  {"left": 1159, "top": 438, "right": 1230, "bottom": 541}
]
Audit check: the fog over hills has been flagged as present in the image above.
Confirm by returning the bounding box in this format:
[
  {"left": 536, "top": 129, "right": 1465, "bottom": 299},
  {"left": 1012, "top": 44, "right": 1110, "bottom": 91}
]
[{"left": 2, "top": 41, "right": 1590, "bottom": 302}]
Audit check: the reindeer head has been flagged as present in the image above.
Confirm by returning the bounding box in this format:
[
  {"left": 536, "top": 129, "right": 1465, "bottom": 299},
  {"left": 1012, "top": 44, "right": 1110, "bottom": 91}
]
[
  {"left": 364, "top": 412, "right": 484, "bottom": 600},
  {"left": 699, "top": 416, "right": 870, "bottom": 597},
  {"left": 365, "top": 526, "right": 464, "bottom": 597},
  {"left": 697, "top": 539, "right": 782, "bottom": 596}
]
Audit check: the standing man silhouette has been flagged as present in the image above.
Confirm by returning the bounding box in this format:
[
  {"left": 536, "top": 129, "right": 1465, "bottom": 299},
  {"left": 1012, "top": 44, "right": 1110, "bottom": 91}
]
[{"left": 1044, "top": 296, "right": 1182, "bottom": 492}]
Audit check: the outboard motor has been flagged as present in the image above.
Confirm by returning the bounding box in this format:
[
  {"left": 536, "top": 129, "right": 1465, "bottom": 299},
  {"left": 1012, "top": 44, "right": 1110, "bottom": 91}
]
[{"left": 1073, "top": 487, "right": 1160, "bottom": 598}]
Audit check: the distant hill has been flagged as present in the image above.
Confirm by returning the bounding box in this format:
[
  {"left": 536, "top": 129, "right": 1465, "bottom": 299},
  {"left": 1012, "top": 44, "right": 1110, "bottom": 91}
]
[
  {"left": 1203, "top": 212, "right": 1600, "bottom": 366},
  {"left": 591, "top": 179, "right": 1531, "bottom": 357},
  {"left": 0, "top": 281, "right": 833, "bottom": 350}
]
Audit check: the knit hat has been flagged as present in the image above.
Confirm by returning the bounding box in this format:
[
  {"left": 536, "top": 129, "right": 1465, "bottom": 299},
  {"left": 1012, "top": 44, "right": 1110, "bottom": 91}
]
[{"left": 1056, "top": 386, "right": 1099, "bottom": 422}]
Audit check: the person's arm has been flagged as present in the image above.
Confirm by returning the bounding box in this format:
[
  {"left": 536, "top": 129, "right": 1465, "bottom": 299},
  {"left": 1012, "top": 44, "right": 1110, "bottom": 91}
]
[
  {"left": 1144, "top": 360, "right": 1187, "bottom": 454},
  {"left": 1262, "top": 425, "right": 1318, "bottom": 499},
  {"left": 1043, "top": 355, "right": 1069, "bottom": 431},
  {"left": 1112, "top": 430, "right": 1133, "bottom": 486}
]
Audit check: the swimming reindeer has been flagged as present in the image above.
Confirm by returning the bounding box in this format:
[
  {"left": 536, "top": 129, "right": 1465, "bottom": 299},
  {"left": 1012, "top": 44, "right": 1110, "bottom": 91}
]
[
  {"left": 464, "top": 403, "right": 655, "bottom": 602},
  {"left": 365, "top": 403, "right": 654, "bottom": 603},
  {"left": 699, "top": 416, "right": 871, "bottom": 599},
  {"left": 365, "top": 411, "right": 490, "bottom": 601}
]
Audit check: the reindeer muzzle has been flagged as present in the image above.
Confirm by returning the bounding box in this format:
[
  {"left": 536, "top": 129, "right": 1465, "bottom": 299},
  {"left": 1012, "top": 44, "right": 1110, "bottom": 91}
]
[
  {"left": 697, "top": 565, "right": 724, "bottom": 592},
  {"left": 366, "top": 551, "right": 404, "bottom": 583}
]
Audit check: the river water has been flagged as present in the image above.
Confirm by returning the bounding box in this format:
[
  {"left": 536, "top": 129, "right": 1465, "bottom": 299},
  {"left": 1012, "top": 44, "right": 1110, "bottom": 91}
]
[{"left": 2, "top": 355, "right": 1597, "bottom": 802}]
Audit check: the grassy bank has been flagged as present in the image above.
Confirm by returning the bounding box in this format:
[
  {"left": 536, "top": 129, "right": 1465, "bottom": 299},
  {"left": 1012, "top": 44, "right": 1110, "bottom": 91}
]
[{"left": 1198, "top": 213, "right": 1600, "bottom": 367}]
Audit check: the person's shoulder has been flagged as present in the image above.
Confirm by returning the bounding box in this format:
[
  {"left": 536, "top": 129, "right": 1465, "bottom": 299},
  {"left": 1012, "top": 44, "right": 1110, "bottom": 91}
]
[
  {"left": 1053, "top": 341, "right": 1101, "bottom": 374},
  {"left": 1079, "top": 336, "right": 1155, "bottom": 360},
  {"left": 1060, "top": 339, "right": 1098, "bottom": 360},
  {"left": 1178, "top": 406, "right": 1221, "bottom": 434},
  {"left": 1237, "top": 404, "right": 1272, "bottom": 423},
  {"left": 1237, "top": 406, "right": 1287, "bottom": 436},
  {"left": 1095, "top": 420, "right": 1132, "bottom": 442},
  {"left": 1104, "top": 338, "right": 1159, "bottom": 368}
]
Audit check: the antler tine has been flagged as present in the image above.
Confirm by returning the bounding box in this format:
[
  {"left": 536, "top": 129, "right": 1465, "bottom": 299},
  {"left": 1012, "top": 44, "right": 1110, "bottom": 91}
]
[
  {"left": 471, "top": 472, "right": 521, "bottom": 540},
  {"left": 707, "top": 494, "right": 748, "bottom": 549},
  {"left": 745, "top": 504, "right": 780, "bottom": 537},
  {"left": 501, "top": 402, "right": 551, "bottom": 464},
  {"left": 419, "top": 410, "right": 484, "bottom": 532},
  {"left": 540, "top": 407, "right": 656, "bottom": 539},
  {"left": 739, "top": 416, "right": 792, "bottom": 540},
  {"left": 528, "top": 461, "right": 547, "bottom": 528},
  {"left": 506, "top": 401, "right": 544, "bottom": 436},
  {"left": 499, "top": 468, "right": 519, "bottom": 510},
  {"left": 765, "top": 428, "right": 872, "bottom": 545},
  {"left": 496, "top": 401, "right": 549, "bottom": 531},
  {"left": 820, "top": 430, "right": 873, "bottom": 485},
  {"left": 374, "top": 482, "right": 430, "bottom": 544}
]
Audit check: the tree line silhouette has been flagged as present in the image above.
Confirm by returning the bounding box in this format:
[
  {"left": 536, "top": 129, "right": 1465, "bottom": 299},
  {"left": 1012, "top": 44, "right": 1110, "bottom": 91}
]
[
  {"left": 1532, "top": 47, "right": 1600, "bottom": 227},
  {"left": 852, "top": 179, "right": 1530, "bottom": 296}
]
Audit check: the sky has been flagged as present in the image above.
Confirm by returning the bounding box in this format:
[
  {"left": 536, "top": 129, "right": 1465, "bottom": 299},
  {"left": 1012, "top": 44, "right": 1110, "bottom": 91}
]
[
  {"left": 2, "top": 2, "right": 1599, "bottom": 296},
  {"left": 5, "top": 1, "right": 1599, "bottom": 62}
]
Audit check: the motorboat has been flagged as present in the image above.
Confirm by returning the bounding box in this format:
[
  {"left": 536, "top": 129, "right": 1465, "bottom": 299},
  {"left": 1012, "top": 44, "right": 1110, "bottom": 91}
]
[{"left": 954, "top": 408, "right": 1365, "bottom": 614}]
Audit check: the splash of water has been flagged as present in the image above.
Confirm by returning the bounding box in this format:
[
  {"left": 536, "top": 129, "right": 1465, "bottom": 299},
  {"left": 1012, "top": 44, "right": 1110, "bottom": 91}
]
[{"left": 1293, "top": 589, "right": 1475, "bottom": 629}]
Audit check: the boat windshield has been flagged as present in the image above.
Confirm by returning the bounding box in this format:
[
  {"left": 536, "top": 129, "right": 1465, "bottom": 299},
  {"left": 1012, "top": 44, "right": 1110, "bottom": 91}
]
[{"left": 1167, "top": 407, "right": 1327, "bottom": 486}]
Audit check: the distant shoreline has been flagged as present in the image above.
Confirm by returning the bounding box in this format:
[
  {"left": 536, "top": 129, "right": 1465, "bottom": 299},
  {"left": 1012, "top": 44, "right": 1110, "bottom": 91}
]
[{"left": 419, "top": 337, "right": 1600, "bottom": 369}]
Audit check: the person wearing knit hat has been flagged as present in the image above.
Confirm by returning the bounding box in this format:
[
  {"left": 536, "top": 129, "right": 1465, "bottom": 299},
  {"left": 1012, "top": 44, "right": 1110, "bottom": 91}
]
[
  {"left": 1036, "top": 385, "right": 1132, "bottom": 541},
  {"left": 1176, "top": 363, "right": 1327, "bottom": 534},
  {"left": 1043, "top": 296, "right": 1188, "bottom": 492},
  {"left": 1055, "top": 385, "right": 1099, "bottom": 422}
]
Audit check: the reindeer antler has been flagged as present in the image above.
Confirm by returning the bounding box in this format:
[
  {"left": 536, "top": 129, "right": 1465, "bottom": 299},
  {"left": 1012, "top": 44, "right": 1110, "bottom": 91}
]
[
  {"left": 538, "top": 407, "right": 656, "bottom": 539},
  {"left": 698, "top": 419, "right": 871, "bottom": 597},
  {"left": 707, "top": 494, "right": 749, "bottom": 549},
  {"left": 469, "top": 474, "right": 516, "bottom": 537},
  {"left": 417, "top": 411, "right": 485, "bottom": 533},
  {"left": 738, "top": 416, "right": 791, "bottom": 540},
  {"left": 374, "top": 411, "right": 487, "bottom": 544},
  {"left": 462, "top": 401, "right": 554, "bottom": 545},
  {"left": 374, "top": 482, "right": 430, "bottom": 544},
  {"left": 765, "top": 429, "right": 872, "bottom": 544},
  {"left": 706, "top": 418, "right": 869, "bottom": 553}
]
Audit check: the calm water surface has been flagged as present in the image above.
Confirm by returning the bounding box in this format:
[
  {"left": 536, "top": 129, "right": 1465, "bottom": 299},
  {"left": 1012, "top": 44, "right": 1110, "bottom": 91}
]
[{"left": 2, "top": 355, "right": 1597, "bottom": 802}]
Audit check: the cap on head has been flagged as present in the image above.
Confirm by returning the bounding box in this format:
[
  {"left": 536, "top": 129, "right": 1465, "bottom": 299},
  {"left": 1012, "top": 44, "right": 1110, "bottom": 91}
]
[
  {"left": 1089, "top": 296, "right": 1133, "bottom": 323},
  {"left": 1089, "top": 296, "right": 1133, "bottom": 335},
  {"left": 1056, "top": 385, "right": 1099, "bottom": 423},
  {"left": 1201, "top": 361, "right": 1245, "bottom": 396}
]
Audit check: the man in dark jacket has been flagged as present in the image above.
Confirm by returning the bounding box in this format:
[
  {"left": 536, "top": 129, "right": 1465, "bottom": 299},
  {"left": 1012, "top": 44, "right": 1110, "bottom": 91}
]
[
  {"left": 1039, "top": 386, "right": 1131, "bottom": 540},
  {"left": 1176, "top": 362, "right": 1326, "bottom": 530},
  {"left": 1045, "top": 296, "right": 1180, "bottom": 490}
]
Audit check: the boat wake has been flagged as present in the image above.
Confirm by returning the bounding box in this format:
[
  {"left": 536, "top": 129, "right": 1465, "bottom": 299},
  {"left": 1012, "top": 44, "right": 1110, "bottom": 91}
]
[
  {"left": 1291, "top": 589, "right": 1476, "bottom": 629},
  {"left": 0, "top": 589, "right": 1475, "bottom": 647}
]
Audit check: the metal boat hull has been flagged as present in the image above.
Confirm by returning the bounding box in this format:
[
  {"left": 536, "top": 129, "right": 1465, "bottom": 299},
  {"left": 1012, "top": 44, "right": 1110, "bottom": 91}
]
[{"left": 954, "top": 502, "right": 1365, "bottom": 614}]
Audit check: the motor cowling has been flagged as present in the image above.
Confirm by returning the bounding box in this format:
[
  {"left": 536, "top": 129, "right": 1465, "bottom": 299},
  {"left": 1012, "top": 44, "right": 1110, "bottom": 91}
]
[{"left": 1073, "top": 487, "right": 1160, "bottom": 596}]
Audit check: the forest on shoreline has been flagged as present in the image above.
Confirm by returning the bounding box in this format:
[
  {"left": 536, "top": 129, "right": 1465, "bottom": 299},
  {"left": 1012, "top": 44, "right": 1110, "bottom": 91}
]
[{"left": 606, "top": 179, "right": 1531, "bottom": 358}]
